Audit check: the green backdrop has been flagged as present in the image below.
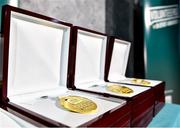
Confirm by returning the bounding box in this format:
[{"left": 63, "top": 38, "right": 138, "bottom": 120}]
[
  {"left": 0, "top": 0, "right": 18, "bottom": 31},
  {"left": 141, "top": 0, "right": 180, "bottom": 103},
  {"left": 0, "top": 1, "right": 7, "bottom": 31}
]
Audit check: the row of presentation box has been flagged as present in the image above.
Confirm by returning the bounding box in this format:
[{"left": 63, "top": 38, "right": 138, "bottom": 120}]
[
  {"left": 0, "top": 5, "right": 165, "bottom": 127},
  {"left": 0, "top": 83, "right": 165, "bottom": 127}
]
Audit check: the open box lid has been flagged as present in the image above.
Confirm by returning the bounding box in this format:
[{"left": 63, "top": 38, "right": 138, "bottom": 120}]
[
  {"left": 107, "top": 37, "right": 131, "bottom": 82},
  {"left": 69, "top": 27, "right": 150, "bottom": 98},
  {"left": 1, "top": 5, "right": 72, "bottom": 101},
  {"left": 69, "top": 26, "right": 108, "bottom": 89},
  {"left": 107, "top": 37, "right": 163, "bottom": 87}
]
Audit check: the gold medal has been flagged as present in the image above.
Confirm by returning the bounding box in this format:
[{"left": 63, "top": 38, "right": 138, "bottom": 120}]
[
  {"left": 59, "top": 96, "right": 97, "bottom": 114},
  {"left": 107, "top": 84, "right": 133, "bottom": 94},
  {"left": 131, "top": 78, "right": 151, "bottom": 86}
]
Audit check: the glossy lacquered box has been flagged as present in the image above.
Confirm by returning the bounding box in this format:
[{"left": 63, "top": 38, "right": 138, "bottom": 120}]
[
  {"left": 106, "top": 36, "right": 165, "bottom": 123},
  {"left": 0, "top": 5, "right": 129, "bottom": 127}
]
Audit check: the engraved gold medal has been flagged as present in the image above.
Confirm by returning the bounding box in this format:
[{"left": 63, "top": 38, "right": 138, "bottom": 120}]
[
  {"left": 107, "top": 84, "right": 133, "bottom": 94},
  {"left": 59, "top": 96, "right": 97, "bottom": 114},
  {"left": 131, "top": 78, "right": 151, "bottom": 86}
]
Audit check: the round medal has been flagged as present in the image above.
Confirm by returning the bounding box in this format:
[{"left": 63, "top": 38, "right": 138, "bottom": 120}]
[
  {"left": 131, "top": 78, "right": 151, "bottom": 86},
  {"left": 59, "top": 96, "right": 97, "bottom": 114},
  {"left": 107, "top": 84, "right": 133, "bottom": 94}
]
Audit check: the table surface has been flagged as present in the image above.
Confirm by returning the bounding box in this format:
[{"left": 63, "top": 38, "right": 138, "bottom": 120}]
[{"left": 148, "top": 103, "right": 180, "bottom": 127}]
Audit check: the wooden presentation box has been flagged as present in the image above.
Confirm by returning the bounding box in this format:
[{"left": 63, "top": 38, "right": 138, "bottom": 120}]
[
  {"left": 1, "top": 5, "right": 130, "bottom": 127},
  {"left": 106, "top": 36, "right": 165, "bottom": 117},
  {"left": 68, "top": 26, "right": 155, "bottom": 127}
]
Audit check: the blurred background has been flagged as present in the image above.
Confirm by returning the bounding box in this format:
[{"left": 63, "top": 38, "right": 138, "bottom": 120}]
[{"left": 0, "top": 0, "right": 180, "bottom": 103}]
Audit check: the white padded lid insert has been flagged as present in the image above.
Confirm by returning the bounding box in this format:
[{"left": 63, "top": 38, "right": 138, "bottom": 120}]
[
  {"left": 7, "top": 11, "right": 71, "bottom": 97},
  {"left": 75, "top": 30, "right": 107, "bottom": 87},
  {"left": 108, "top": 39, "right": 131, "bottom": 81}
]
